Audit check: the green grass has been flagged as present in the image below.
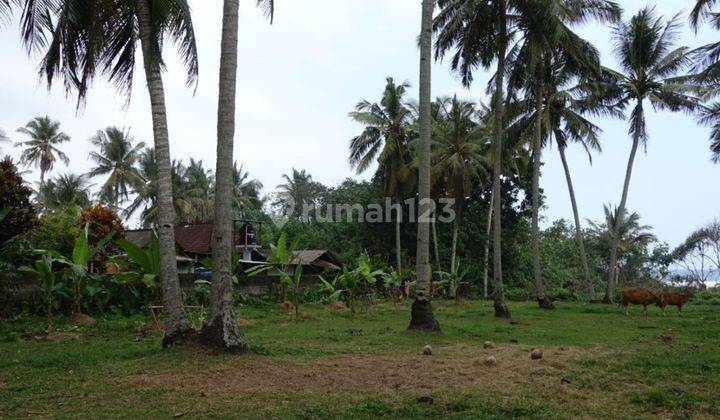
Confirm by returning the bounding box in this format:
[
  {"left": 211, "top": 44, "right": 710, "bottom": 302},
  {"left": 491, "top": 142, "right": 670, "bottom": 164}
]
[{"left": 1, "top": 300, "right": 719, "bottom": 419}]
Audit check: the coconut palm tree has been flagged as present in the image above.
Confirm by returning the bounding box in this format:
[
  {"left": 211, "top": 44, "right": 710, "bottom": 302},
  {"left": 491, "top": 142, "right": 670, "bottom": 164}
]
[
  {"left": 200, "top": 0, "right": 275, "bottom": 352},
  {"left": 88, "top": 127, "right": 144, "bottom": 209},
  {"left": 15, "top": 116, "right": 70, "bottom": 186},
  {"left": 505, "top": 0, "right": 620, "bottom": 309},
  {"left": 603, "top": 8, "right": 701, "bottom": 303},
  {"left": 691, "top": 0, "right": 720, "bottom": 164},
  {"left": 183, "top": 158, "right": 214, "bottom": 222},
  {"left": 126, "top": 149, "right": 193, "bottom": 227},
  {"left": 434, "top": 0, "right": 514, "bottom": 318},
  {"left": 274, "top": 168, "right": 317, "bottom": 219},
  {"left": 38, "top": 173, "right": 92, "bottom": 211},
  {"left": 589, "top": 205, "right": 657, "bottom": 287},
  {"left": 349, "top": 77, "right": 415, "bottom": 274},
  {"left": 431, "top": 96, "right": 489, "bottom": 276},
  {"left": 408, "top": 0, "right": 439, "bottom": 331},
  {"left": 233, "top": 162, "right": 263, "bottom": 213},
  {"left": 20, "top": 0, "right": 200, "bottom": 345}
]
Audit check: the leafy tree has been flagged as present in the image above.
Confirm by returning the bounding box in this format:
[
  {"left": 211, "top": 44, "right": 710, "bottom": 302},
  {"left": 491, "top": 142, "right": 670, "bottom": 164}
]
[
  {"left": 88, "top": 127, "right": 144, "bottom": 209},
  {"left": 0, "top": 157, "right": 37, "bottom": 244},
  {"left": 183, "top": 158, "right": 214, "bottom": 222},
  {"left": 603, "top": 8, "right": 700, "bottom": 302},
  {"left": 15, "top": 116, "right": 70, "bottom": 186},
  {"left": 79, "top": 204, "right": 125, "bottom": 255},
  {"left": 673, "top": 220, "right": 720, "bottom": 287},
  {"left": 349, "top": 77, "right": 415, "bottom": 275}
]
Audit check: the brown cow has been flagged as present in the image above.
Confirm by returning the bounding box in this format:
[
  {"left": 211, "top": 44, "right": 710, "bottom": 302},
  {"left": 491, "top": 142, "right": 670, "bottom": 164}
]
[
  {"left": 621, "top": 288, "right": 660, "bottom": 317},
  {"left": 658, "top": 292, "right": 693, "bottom": 315}
]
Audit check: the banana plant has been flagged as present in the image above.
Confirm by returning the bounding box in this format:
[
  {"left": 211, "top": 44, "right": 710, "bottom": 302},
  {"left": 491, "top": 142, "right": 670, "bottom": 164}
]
[
  {"left": 55, "top": 224, "right": 115, "bottom": 314},
  {"left": 435, "top": 259, "right": 469, "bottom": 303},
  {"left": 19, "top": 251, "right": 58, "bottom": 333},
  {"left": 246, "top": 232, "right": 300, "bottom": 305},
  {"left": 380, "top": 268, "right": 404, "bottom": 307},
  {"left": 114, "top": 231, "right": 161, "bottom": 304}
]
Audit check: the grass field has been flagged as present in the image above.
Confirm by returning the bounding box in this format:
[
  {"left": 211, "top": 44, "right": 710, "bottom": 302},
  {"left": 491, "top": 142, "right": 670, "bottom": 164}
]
[{"left": 1, "top": 300, "right": 719, "bottom": 419}]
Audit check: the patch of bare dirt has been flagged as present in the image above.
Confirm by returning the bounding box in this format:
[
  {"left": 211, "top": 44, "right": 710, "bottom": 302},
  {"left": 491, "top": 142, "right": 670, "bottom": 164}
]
[
  {"left": 69, "top": 313, "right": 96, "bottom": 327},
  {"left": 128, "top": 343, "right": 602, "bottom": 401},
  {"left": 23, "top": 332, "right": 83, "bottom": 341}
]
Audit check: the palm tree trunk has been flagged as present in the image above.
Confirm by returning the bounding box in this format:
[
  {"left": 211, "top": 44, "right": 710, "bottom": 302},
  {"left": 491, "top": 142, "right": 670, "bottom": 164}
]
[
  {"left": 135, "top": 0, "right": 191, "bottom": 346},
  {"left": 199, "top": 0, "right": 246, "bottom": 353},
  {"left": 408, "top": 0, "right": 439, "bottom": 331},
  {"left": 558, "top": 143, "right": 595, "bottom": 299},
  {"left": 395, "top": 203, "right": 402, "bottom": 275},
  {"left": 531, "top": 77, "right": 553, "bottom": 310},
  {"left": 605, "top": 105, "right": 642, "bottom": 303},
  {"left": 491, "top": 0, "right": 511, "bottom": 318},
  {"left": 482, "top": 188, "right": 494, "bottom": 299},
  {"left": 450, "top": 218, "right": 458, "bottom": 274},
  {"left": 432, "top": 209, "right": 440, "bottom": 268}
]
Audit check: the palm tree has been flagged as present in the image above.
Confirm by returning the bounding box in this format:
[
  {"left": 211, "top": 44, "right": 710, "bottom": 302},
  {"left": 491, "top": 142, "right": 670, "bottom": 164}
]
[
  {"left": 506, "top": 1, "right": 620, "bottom": 309},
  {"left": 603, "top": 8, "right": 701, "bottom": 303},
  {"left": 21, "top": 0, "right": 201, "bottom": 345},
  {"left": 38, "top": 173, "right": 92, "bottom": 211},
  {"left": 589, "top": 205, "right": 657, "bottom": 287},
  {"left": 15, "top": 116, "right": 70, "bottom": 186},
  {"left": 408, "top": 0, "right": 439, "bottom": 331},
  {"left": 274, "top": 168, "right": 317, "bottom": 219},
  {"left": 434, "top": 0, "right": 514, "bottom": 318},
  {"left": 126, "top": 149, "right": 193, "bottom": 227},
  {"left": 431, "top": 96, "right": 489, "bottom": 276},
  {"left": 233, "top": 162, "right": 263, "bottom": 213},
  {"left": 691, "top": 0, "right": 720, "bottom": 164},
  {"left": 200, "top": 0, "right": 275, "bottom": 352},
  {"left": 349, "top": 77, "right": 415, "bottom": 274},
  {"left": 88, "top": 127, "right": 144, "bottom": 209},
  {"left": 184, "top": 158, "right": 214, "bottom": 222}
]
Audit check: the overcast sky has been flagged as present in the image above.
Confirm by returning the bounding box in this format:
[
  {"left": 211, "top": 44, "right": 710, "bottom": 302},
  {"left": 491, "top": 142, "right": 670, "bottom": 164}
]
[{"left": 0, "top": 0, "right": 718, "bottom": 247}]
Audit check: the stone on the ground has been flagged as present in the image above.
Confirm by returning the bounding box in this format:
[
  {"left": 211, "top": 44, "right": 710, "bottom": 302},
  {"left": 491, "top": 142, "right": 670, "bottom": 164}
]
[
  {"left": 422, "top": 345, "right": 432, "bottom": 355},
  {"left": 484, "top": 356, "right": 497, "bottom": 367},
  {"left": 483, "top": 340, "right": 495, "bottom": 349},
  {"left": 531, "top": 349, "right": 543, "bottom": 360}
]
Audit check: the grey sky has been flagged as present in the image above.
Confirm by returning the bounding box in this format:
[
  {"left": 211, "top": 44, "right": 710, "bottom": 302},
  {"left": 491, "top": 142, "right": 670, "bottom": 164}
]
[{"left": 0, "top": 0, "right": 717, "bottom": 247}]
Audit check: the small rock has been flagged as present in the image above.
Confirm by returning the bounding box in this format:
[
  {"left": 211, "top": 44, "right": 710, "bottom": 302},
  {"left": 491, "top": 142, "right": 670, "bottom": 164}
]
[
  {"left": 531, "top": 349, "right": 543, "bottom": 360},
  {"left": 422, "top": 345, "right": 433, "bottom": 355},
  {"left": 416, "top": 396, "right": 434, "bottom": 405},
  {"left": 483, "top": 356, "right": 497, "bottom": 367},
  {"left": 483, "top": 341, "right": 495, "bottom": 349}
]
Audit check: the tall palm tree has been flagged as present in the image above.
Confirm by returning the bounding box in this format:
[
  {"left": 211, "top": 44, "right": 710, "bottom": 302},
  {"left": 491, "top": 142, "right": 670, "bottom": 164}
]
[
  {"left": 88, "top": 127, "right": 144, "bottom": 209},
  {"left": 38, "top": 173, "right": 92, "bottom": 211},
  {"left": 434, "top": 0, "right": 513, "bottom": 318},
  {"left": 200, "top": 0, "right": 274, "bottom": 352},
  {"left": 15, "top": 116, "right": 70, "bottom": 186},
  {"left": 21, "top": 0, "right": 201, "bottom": 345},
  {"left": 409, "top": 0, "right": 439, "bottom": 331},
  {"left": 349, "top": 77, "right": 415, "bottom": 274},
  {"left": 274, "top": 168, "right": 317, "bottom": 219},
  {"left": 431, "top": 96, "right": 489, "bottom": 276},
  {"left": 691, "top": 0, "right": 720, "bottom": 164},
  {"left": 506, "top": 0, "right": 620, "bottom": 309},
  {"left": 603, "top": 8, "right": 700, "bottom": 303}
]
